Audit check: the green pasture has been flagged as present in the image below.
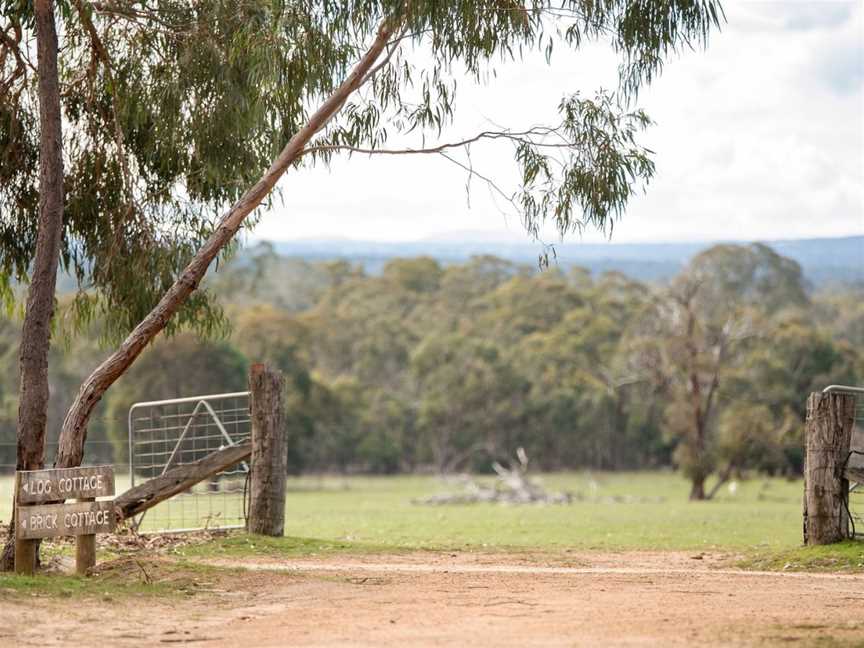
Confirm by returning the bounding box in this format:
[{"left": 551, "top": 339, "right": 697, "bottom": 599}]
[
  {"left": 279, "top": 471, "right": 806, "bottom": 552},
  {"left": 1, "top": 470, "right": 855, "bottom": 553}
]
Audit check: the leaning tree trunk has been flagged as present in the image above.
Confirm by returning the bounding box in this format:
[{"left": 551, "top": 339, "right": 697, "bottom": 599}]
[
  {"left": 1, "top": 0, "right": 65, "bottom": 571},
  {"left": 54, "top": 17, "right": 400, "bottom": 470}
]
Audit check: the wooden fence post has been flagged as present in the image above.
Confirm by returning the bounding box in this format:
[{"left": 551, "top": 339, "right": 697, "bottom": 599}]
[
  {"left": 13, "top": 471, "right": 37, "bottom": 575},
  {"left": 247, "top": 363, "right": 286, "bottom": 536},
  {"left": 13, "top": 535, "right": 37, "bottom": 575},
  {"left": 803, "top": 391, "right": 855, "bottom": 545},
  {"left": 75, "top": 497, "right": 96, "bottom": 575}
]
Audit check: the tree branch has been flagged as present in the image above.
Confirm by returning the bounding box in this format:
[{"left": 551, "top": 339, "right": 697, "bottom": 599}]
[
  {"left": 359, "top": 23, "right": 411, "bottom": 88},
  {"left": 705, "top": 461, "right": 735, "bottom": 500},
  {"left": 301, "top": 126, "right": 568, "bottom": 158},
  {"left": 89, "top": 1, "right": 189, "bottom": 33},
  {"left": 0, "top": 22, "right": 30, "bottom": 97},
  {"left": 438, "top": 150, "right": 516, "bottom": 209}
]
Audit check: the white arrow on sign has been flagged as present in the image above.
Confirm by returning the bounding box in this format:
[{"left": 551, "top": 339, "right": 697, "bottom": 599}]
[
  {"left": 20, "top": 518, "right": 26, "bottom": 529},
  {"left": 22, "top": 483, "right": 29, "bottom": 494}
]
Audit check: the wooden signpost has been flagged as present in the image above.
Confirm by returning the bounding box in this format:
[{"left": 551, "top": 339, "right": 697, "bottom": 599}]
[{"left": 14, "top": 465, "right": 116, "bottom": 575}]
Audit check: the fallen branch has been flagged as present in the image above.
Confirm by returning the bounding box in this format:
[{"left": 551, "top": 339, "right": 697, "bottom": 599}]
[
  {"left": 414, "top": 448, "right": 573, "bottom": 506},
  {"left": 115, "top": 442, "right": 251, "bottom": 520}
]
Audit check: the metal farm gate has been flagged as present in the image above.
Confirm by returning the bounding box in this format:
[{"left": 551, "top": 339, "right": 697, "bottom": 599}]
[
  {"left": 823, "top": 385, "right": 864, "bottom": 539},
  {"left": 128, "top": 391, "right": 251, "bottom": 532}
]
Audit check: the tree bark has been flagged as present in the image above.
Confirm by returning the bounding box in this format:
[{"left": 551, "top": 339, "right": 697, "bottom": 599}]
[
  {"left": 54, "top": 16, "right": 400, "bottom": 470},
  {"left": 19, "top": 0, "right": 64, "bottom": 471},
  {"left": 247, "top": 364, "right": 286, "bottom": 536},
  {"left": 689, "top": 475, "right": 706, "bottom": 501},
  {"left": 803, "top": 391, "right": 855, "bottom": 545},
  {"left": 684, "top": 299, "right": 708, "bottom": 503},
  {"left": 1, "top": 0, "right": 65, "bottom": 572}
]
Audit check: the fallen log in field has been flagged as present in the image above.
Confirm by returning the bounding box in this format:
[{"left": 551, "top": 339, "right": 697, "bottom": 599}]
[{"left": 414, "top": 448, "right": 573, "bottom": 506}]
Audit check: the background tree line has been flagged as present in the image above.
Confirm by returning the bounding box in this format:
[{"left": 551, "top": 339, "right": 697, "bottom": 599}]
[{"left": 0, "top": 241, "right": 860, "bottom": 499}]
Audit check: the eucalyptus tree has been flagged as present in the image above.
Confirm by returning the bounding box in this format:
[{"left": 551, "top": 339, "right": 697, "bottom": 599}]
[
  {"left": 4, "top": 0, "right": 297, "bottom": 488},
  {"left": 645, "top": 244, "right": 810, "bottom": 500},
  {"left": 1, "top": 1, "right": 723, "bottom": 509}
]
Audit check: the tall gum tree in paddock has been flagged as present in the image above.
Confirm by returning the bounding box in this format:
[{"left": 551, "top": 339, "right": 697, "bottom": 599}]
[
  {"left": 631, "top": 244, "right": 811, "bottom": 500},
  {"left": 0, "top": 0, "right": 724, "bottom": 566}
]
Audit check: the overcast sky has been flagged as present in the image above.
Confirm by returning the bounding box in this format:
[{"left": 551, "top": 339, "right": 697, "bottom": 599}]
[{"left": 249, "top": 0, "right": 863, "bottom": 245}]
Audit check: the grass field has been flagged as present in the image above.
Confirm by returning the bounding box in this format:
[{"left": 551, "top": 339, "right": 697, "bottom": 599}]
[
  {"left": 277, "top": 471, "right": 806, "bottom": 552},
  {"left": 1, "top": 470, "right": 856, "bottom": 555}
]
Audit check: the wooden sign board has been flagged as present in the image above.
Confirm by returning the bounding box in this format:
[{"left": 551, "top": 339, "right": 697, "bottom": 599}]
[
  {"left": 16, "top": 500, "right": 115, "bottom": 540},
  {"left": 14, "top": 465, "right": 117, "bottom": 574},
  {"left": 16, "top": 465, "right": 115, "bottom": 504}
]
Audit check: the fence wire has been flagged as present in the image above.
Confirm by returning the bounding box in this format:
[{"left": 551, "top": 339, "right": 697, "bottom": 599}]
[
  {"left": 848, "top": 399, "right": 864, "bottom": 539},
  {"left": 129, "top": 392, "right": 251, "bottom": 533}
]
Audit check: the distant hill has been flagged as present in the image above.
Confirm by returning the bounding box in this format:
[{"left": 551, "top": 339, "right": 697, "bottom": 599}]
[{"left": 266, "top": 235, "right": 863, "bottom": 287}]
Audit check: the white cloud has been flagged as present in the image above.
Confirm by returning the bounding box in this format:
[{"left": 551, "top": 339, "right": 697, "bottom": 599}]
[{"left": 250, "top": 0, "right": 864, "bottom": 244}]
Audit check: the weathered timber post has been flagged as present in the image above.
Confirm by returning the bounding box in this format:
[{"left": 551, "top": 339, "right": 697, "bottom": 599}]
[
  {"left": 76, "top": 497, "right": 96, "bottom": 575},
  {"left": 13, "top": 474, "right": 37, "bottom": 575},
  {"left": 13, "top": 533, "right": 37, "bottom": 575},
  {"left": 247, "top": 363, "right": 286, "bottom": 536},
  {"left": 803, "top": 391, "right": 855, "bottom": 545}
]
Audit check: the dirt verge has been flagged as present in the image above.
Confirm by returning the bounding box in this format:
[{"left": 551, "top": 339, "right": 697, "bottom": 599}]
[{"left": 4, "top": 551, "right": 864, "bottom": 647}]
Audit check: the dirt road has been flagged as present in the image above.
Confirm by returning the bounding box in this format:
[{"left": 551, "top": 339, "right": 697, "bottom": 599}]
[{"left": 4, "top": 551, "right": 864, "bottom": 647}]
